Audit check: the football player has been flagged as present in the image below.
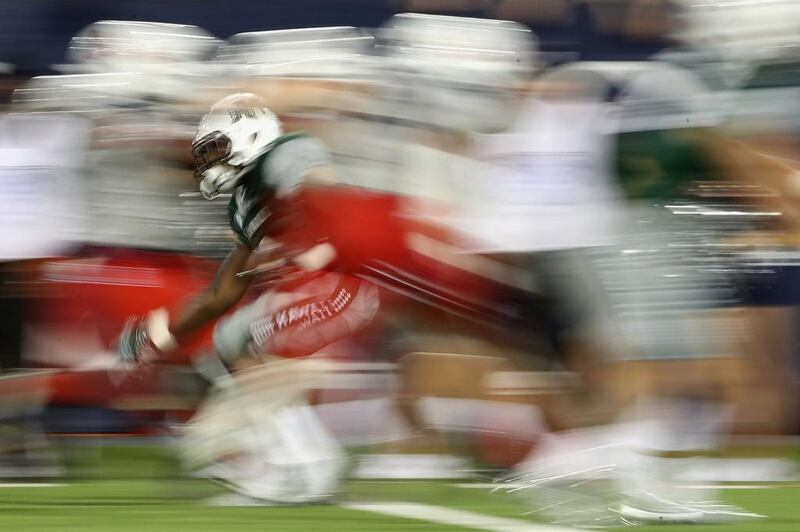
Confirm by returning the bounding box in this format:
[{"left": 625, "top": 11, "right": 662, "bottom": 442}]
[
  {"left": 117, "top": 93, "right": 379, "bottom": 503},
  {"left": 0, "top": 20, "right": 220, "bottom": 479}
]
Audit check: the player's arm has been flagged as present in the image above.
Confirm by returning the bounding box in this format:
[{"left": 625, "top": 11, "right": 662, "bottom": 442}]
[
  {"left": 169, "top": 243, "right": 253, "bottom": 339},
  {"left": 117, "top": 243, "right": 253, "bottom": 364},
  {"left": 702, "top": 132, "right": 800, "bottom": 234}
]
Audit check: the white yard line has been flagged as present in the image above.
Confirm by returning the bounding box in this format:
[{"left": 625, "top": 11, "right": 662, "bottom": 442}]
[
  {"left": 683, "top": 484, "right": 775, "bottom": 490},
  {"left": 342, "top": 502, "right": 574, "bottom": 532},
  {"left": 0, "top": 483, "right": 66, "bottom": 488},
  {"left": 453, "top": 483, "right": 532, "bottom": 490},
  {"left": 205, "top": 493, "right": 282, "bottom": 506},
  {"left": 452, "top": 482, "right": 777, "bottom": 491}
]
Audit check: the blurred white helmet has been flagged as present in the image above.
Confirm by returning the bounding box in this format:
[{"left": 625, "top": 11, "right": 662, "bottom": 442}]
[
  {"left": 61, "top": 21, "right": 219, "bottom": 101},
  {"left": 217, "top": 26, "right": 374, "bottom": 80},
  {"left": 192, "top": 93, "right": 282, "bottom": 199},
  {"left": 673, "top": 0, "right": 800, "bottom": 65},
  {"left": 66, "top": 20, "right": 218, "bottom": 73},
  {"left": 378, "top": 13, "right": 537, "bottom": 132}
]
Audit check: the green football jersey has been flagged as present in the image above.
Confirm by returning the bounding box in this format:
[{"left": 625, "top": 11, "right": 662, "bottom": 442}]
[{"left": 227, "top": 132, "right": 328, "bottom": 249}]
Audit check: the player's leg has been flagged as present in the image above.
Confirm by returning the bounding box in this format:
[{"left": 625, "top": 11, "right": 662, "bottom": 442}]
[
  {"left": 184, "top": 273, "right": 378, "bottom": 502},
  {"left": 185, "top": 358, "right": 345, "bottom": 503}
]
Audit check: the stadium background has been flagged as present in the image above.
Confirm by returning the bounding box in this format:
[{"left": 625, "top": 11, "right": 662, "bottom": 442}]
[
  {"left": 0, "top": 0, "right": 796, "bottom": 441},
  {"left": 0, "top": 1, "right": 799, "bottom": 530},
  {"left": 0, "top": 0, "right": 668, "bottom": 75}
]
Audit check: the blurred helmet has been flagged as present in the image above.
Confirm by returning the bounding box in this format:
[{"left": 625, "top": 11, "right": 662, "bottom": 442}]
[
  {"left": 673, "top": 0, "right": 800, "bottom": 65},
  {"left": 377, "top": 13, "right": 537, "bottom": 132},
  {"left": 61, "top": 21, "right": 219, "bottom": 101},
  {"left": 192, "top": 93, "right": 282, "bottom": 199},
  {"left": 66, "top": 20, "right": 218, "bottom": 73},
  {"left": 217, "top": 26, "right": 374, "bottom": 79}
]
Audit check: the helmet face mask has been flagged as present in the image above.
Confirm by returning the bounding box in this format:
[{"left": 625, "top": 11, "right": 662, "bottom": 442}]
[
  {"left": 192, "top": 130, "right": 238, "bottom": 199},
  {"left": 192, "top": 130, "right": 233, "bottom": 176}
]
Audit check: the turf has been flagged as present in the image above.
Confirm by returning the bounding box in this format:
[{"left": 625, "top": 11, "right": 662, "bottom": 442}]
[{"left": 0, "top": 446, "right": 798, "bottom": 531}]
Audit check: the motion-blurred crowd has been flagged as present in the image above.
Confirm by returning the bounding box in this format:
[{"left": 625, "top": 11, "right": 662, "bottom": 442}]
[{"left": 0, "top": 0, "right": 800, "bottom": 525}]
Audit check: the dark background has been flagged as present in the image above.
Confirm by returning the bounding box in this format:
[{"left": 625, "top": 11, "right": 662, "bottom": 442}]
[{"left": 0, "top": 0, "right": 670, "bottom": 75}]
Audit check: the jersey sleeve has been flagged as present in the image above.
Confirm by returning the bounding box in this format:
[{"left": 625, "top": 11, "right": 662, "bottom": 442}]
[{"left": 260, "top": 136, "right": 329, "bottom": 198}]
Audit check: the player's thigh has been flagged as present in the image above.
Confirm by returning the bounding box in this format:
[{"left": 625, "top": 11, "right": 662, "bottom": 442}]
[
  {"left": 261, "top": 273, "right": 380, "bottom": 358},
  {"left": 214, "top": 273, "right": 379, "bottom": 362}
]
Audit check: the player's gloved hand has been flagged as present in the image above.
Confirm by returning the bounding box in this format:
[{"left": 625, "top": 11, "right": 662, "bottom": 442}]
[
  {"left": 117, "top": 316, "right": 158, "bottom": 367},
  {"left": 116, "top": 308, "right": 177, "bottom": 368}
]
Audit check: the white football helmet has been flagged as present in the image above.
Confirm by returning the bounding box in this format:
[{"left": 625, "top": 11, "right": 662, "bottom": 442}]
[
  {"left": 62, "top": 21, "right": 220, "bottom": 102},
  {"left": 66, "top": 20, "right": 218, "bottom": 73},
  {"left": 192, "top": 93, "right": 282, "bottom": 199},
  {"left": 672, "top": 0, "right": 800, "bottom": 69},
  {"left": 217, "top": 26, "right": 373, "bottom": 79},
  {"left": 378, "top": 13, "right": 537, "bottom": 132}
]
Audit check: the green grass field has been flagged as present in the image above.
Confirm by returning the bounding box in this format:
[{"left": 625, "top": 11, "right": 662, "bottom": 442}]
[{"left": 1, "top": 446, "right": 798, "bottom": 531}]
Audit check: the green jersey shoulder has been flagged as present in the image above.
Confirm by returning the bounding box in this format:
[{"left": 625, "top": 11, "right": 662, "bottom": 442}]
[{"left": 227, "top": 132, "right": 329, "bottom": 249}]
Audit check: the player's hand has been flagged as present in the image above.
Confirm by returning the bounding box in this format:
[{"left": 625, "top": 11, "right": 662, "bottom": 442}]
[{"left": 116, "top": 315, "right": 161, "bottom": 368}]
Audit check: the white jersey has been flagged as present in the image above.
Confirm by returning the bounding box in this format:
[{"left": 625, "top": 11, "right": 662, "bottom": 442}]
[
  {"left": 83, "top": 100, "right": 217, "bottom": 252},
  {"left": 13, "top": 72, "right": 232, "bottom": 255},
  {"left": 460, "top": 98, "right": 624, "bottom": 252},
  {"left": 0, "top": 113, "right": 89, "bottom": 259}
]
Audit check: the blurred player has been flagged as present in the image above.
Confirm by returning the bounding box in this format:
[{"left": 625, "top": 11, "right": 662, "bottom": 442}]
[
  {"left": 349, "top": 13, "right": 546, "bottom": 459},
  {"left": 214, "top": 22, "right": 547, "bottom": 469},
  {"left": 117, "top": 93, "right": 379, "bottom": 503},
  {"left": 490, "top": 61, "right": 772, "bottom": 526},
  {"left": 233, "top": 17, "right": 553, "bottom": 473},
  {"left": 0, "top": 21, "right": 222, "bottom": 478},
  {"left": 12, "top": 21, "right": 225, "bottom": 367}
]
